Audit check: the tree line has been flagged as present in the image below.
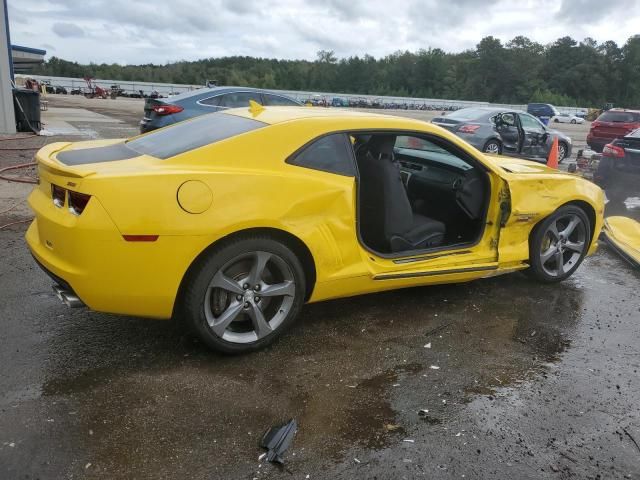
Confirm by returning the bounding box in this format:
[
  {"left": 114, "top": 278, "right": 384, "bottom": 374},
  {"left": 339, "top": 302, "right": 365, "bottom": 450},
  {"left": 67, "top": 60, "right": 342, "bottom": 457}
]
[{"left": 33, "top": 35, "right": 640, "bottom": 108}]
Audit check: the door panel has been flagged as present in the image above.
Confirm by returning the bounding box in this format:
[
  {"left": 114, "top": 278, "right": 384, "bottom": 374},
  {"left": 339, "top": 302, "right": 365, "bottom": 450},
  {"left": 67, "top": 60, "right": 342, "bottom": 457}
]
[
  {"left": 355, "top": 132, "right": 506, "bottom": 282},
  {"left": 496, "top": 113, "right": 520, "bottom": 152},
  {"left": 518, "top": 113, "right": 548, "bottom": 158}
]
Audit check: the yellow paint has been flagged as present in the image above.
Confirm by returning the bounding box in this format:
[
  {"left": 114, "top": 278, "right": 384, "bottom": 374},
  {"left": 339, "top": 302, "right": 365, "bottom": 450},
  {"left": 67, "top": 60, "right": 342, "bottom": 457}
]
[
  {"left": 26, "top": 107, "right": 605, "bottom": 319},
  {"left": 603, "top": 216, "right": 640, "bottom": 265},
  {"left": 177, "top": 180, "right": 213, "bottom": 214}
]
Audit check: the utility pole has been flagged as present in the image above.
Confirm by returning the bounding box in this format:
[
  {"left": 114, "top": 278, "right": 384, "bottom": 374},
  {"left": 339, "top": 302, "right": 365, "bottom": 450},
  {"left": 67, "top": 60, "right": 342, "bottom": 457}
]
[{"left": 0, "top": 0, "right": 16, "bottom": 134}]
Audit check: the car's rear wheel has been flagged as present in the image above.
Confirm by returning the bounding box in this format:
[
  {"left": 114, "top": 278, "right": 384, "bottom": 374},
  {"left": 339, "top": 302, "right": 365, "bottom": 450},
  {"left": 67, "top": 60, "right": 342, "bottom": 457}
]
[
  {"left": 526, "top": 206, "right": 590, "bottom": 283},
  {"left": 181, "top": 236, "right": 306, "bottom": 354},
  {"left": 571, "top": 119, "right": 577, "bottom": 124},
  {"left": 483, "top": 139, "right": 502, "bottom": 155}
]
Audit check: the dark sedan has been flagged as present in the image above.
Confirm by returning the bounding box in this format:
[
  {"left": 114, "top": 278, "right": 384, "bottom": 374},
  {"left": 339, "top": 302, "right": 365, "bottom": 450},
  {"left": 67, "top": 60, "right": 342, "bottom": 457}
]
[
  {"left": 432, "top": 107, "right": 572, "bottom": 162},
  {"left": 139, "top": 87, "right": 302, "bottom": 133},
  {"left": 594, "top": 128, "right": 640, "bottom": 186}
]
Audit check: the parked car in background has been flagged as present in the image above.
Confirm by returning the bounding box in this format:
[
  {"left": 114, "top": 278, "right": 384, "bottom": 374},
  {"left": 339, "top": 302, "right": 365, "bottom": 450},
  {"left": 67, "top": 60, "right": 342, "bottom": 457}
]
[
  {"left": 527, "top": 103, "right": 559, "bottom": 125},
  {"left": 140, "top": 87, "right": 301, "bottom": 133},
  {"left": 552, "top": 113, "right": 584, "bottom": 124},
  {"left": 432, "top": 107, "right": 572, "bottom": 162},
  {"left": 587, "top": 108, "right": 640, "bottom": 152},
  {"left": 594, "top": 128, "right": 640, "bottom": 186}
]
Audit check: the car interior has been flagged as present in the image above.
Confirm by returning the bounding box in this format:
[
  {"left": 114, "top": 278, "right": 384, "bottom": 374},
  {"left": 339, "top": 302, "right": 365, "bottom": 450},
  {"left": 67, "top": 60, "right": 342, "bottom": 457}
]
[{"left": 353, "top": 133, "right": 490, "bottom": 255}]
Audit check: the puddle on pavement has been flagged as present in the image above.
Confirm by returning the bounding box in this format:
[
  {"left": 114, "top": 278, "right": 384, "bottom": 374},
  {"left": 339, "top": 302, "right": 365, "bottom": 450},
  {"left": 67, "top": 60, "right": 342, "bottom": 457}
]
[{"left": 28, "top": 273, "right": 588, "bottom": 478}]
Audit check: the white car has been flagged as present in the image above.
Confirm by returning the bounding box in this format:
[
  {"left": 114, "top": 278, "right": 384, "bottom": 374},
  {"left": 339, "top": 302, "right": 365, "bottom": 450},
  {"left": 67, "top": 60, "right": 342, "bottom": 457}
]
[{"left": 552, "top": 113, "right": 585, "bottom": 124}]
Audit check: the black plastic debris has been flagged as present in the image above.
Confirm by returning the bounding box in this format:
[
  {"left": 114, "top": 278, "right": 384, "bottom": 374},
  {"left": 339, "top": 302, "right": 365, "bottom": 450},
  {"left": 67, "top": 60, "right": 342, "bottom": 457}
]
[{"left": 260, "top": 419, "right": 297, "bottom": 464}]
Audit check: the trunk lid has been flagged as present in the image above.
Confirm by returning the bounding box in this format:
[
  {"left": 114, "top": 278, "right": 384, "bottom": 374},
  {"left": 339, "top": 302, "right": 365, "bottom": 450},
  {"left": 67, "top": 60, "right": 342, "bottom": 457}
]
[
  {"left": 143, "top": 98, "right": 167, "bottom": 119},
  {"left": 431, "top": 117, "right": 461, "bottom": 132}
]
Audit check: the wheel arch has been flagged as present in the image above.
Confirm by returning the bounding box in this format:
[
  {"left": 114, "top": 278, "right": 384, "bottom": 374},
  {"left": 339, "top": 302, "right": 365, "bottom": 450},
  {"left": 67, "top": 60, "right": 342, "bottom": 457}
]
[
  {"left": 528, "top": 199, "right": 597, "bottom": 251},
  {"left": 173, "top": 227, "right": 317, "bottom": 318},
  {"left": 483, "top": 137, "right": 502, "bottom": 154}
]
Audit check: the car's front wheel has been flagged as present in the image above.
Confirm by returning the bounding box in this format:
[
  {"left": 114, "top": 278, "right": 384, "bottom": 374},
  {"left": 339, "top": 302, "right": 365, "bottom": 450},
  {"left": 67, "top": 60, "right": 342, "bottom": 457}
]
[
  {"left": 526, "top": 206, "right": 590, "bottom": 283},
  {"left": 181, "top": 236, "right": 306, "bottom": 354},
  {"left": 558, "top": 142, "right": 568, "bottom": 162}
]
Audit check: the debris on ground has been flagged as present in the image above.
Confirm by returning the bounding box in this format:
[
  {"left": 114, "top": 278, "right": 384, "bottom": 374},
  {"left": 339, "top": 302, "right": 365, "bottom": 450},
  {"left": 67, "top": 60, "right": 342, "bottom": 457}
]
[
  {"left": 418, "top": 409, "right": 429, "bottom": 416},
  {"left": 260, "top": 419, "right": 297, "bottom": 464},
  {"left": 424, "top": 342, "right": 431, "bottom": 349},
  {"left": 424, "top": 323, "right": 452, "bottom": 337},
  {"left": 430, "top": 365, "right": 440, "bottom": 370}
]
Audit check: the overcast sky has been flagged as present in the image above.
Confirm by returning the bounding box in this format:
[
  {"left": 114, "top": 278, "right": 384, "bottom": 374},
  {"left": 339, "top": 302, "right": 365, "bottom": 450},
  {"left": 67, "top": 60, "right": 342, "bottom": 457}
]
[{"left": 7, "top": 0, "right": 640, "bottom": 65}]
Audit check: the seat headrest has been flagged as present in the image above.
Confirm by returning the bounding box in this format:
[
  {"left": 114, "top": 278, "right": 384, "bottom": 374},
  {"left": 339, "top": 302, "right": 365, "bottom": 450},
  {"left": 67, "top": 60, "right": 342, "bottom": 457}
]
[{"left": 367, "top": 135, "right": 396, "bottom": 159}]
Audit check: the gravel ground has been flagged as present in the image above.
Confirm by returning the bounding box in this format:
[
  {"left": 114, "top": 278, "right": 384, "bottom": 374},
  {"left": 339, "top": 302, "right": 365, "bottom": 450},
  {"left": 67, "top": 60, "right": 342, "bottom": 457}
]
[{"left": 0, "top": 95, "right": 638, "bottom": 480}]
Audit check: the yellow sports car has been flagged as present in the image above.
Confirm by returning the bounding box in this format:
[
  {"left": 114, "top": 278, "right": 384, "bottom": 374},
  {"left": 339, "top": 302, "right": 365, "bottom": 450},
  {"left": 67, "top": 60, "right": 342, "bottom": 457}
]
[{"left": 27, "top": 105, "right": 605, "bottom": 353}]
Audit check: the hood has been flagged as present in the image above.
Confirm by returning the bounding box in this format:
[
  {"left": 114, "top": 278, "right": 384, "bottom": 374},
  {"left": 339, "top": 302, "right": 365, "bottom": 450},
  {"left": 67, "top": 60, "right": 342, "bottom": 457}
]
[{"left": 484, "top": 154, "right": 571, "bottom": 175}]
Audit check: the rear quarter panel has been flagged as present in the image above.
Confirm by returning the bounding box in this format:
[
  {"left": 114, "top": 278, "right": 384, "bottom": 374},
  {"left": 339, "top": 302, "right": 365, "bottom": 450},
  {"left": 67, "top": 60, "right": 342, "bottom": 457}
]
[{"left": 89, "top": 120, "right": 370, "bottom": 293}]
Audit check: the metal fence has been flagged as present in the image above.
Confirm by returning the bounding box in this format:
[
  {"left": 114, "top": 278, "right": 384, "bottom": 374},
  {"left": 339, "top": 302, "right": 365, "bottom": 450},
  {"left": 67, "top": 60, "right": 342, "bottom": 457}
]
[{"left": 22, "top": 74, "right": 589, "bottom": 115}]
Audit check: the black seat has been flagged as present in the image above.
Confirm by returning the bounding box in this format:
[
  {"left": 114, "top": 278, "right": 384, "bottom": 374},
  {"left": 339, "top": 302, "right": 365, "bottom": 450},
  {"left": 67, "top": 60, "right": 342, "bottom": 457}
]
[{"left": 356, "top": 135, "right": 445, "bottom": 253}]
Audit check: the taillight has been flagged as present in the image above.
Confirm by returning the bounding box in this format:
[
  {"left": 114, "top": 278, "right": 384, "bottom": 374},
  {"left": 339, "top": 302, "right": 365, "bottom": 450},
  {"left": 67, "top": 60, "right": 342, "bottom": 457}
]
[
  {"left": 51, "top": 184, "right": 66, "bottom": 207},
  {"left": 458, "top": 124, "right": 481, "bottom": 134},
  {"left": 68, "top": 191, "right": 91, "bottom": 216},
  {"left": 602, "top": 144, "right": 625, "bottom": 158},
  {"left": 152, "top": 104, "right": 183, "bottom": 115}
]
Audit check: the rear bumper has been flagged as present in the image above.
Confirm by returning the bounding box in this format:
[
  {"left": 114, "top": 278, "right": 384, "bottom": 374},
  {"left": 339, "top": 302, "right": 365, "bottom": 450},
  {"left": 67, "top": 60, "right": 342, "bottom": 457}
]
[
  {"left": 587, "top": 133, "right": 615, "bottom": 152},
  {"left": 25, "top": 187, "right": 188, "bottom": 319},
  {"left": 139, "top": 118, "right": 158, "bottom": 134}
]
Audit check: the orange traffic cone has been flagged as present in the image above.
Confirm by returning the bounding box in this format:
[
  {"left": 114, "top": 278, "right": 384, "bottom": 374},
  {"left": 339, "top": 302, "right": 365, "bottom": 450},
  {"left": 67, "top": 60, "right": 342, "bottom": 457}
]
[{"left": 546, "top": 136, "right": 559, "bottom": 169}]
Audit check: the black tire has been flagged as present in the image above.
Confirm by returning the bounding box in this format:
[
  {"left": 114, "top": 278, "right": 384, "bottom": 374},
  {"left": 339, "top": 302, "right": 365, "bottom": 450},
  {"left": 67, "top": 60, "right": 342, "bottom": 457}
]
[
  {"left": 570, "top": 119, "right": 577, "bottom": 124},
  {"left": 179, "top": 235, "right": 306, "bottom": 354},
  {"left": 554, "top": 118, "right": 560, "bottom": 123},
  {"left": 483, "top": 139, "right": 502, "bottom": 155},
  {"left": 526, "top": 205, "right": 591, "bottom": 283},
  {"left": 558, "top": 142, "right": 568, "bottom": 163}
]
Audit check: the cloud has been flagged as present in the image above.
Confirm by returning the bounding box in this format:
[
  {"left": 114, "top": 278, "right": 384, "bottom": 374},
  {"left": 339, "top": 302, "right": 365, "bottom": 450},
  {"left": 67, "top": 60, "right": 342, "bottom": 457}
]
[
  {"left": 51, "top": 22, "right": 85, "bottom": 38},
  {"left": 6, "top": 0, "right": 640, "bottom": 65},
  {"left": 556, "top": 0, "right": 636, "bottom": 23}
]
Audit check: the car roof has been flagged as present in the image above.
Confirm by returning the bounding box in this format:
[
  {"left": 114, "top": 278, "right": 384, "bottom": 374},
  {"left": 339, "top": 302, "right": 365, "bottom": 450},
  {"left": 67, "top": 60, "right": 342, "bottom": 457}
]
[
  {"left": 452, "top": 107, "right": 527, "bottom": 116},
  {"left": 608, "top": 108, "right": 640, "bottom": 113},
  {"left": 167, "top": 86, "right": 282, "bottom": 102},
  {"left": 221, "top": 105, "right": 396, "bottom": 125}
]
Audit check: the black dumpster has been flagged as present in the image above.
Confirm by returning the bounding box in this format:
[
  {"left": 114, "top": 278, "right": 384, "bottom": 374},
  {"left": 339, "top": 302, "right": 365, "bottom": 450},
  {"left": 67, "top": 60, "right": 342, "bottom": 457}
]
[{"left": 13, "top": 88, "right": 41, "bottom": 132}]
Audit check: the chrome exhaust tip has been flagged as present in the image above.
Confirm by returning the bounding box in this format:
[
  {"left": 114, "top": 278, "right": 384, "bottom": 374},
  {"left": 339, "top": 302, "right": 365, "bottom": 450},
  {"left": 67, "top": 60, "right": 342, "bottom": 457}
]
[{"left": 52, "top": 285, "right": 85, "bottom": 308}]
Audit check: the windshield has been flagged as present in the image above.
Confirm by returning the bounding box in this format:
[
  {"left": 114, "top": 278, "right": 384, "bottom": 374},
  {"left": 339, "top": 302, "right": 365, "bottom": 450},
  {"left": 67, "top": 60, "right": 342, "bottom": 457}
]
[{"left": 395, "top": 136, "right": 473, "bottom": 170}]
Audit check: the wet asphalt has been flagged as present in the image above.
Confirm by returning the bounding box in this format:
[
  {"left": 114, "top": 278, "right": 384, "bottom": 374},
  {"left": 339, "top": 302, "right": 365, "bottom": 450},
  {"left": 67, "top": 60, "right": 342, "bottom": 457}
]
[{"left": 1, "top": 97, "right": 639, "bottom": 479}]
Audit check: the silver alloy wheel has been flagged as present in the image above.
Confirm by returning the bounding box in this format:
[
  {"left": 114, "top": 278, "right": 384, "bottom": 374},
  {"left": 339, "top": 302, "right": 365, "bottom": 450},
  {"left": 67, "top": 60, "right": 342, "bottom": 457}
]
[
  {"left": 539, "top": 213, "right": 587, "bottom": 277},
  {"left": 203, "top": 251, "right": 295, "bottom": 344},
  {"left": 484, "top": 142, "right": 500, "bottom": 154},
  {"left": 558, "top": 143, "right": 567, "bottom": 161}
]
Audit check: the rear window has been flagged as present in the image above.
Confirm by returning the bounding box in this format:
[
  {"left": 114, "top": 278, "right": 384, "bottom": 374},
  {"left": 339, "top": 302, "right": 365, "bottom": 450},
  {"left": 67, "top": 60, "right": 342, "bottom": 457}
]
[
  {"left": 598, "top": 111, "right": 640, "bottom": 123},
  {"left": 446, "top": 108, "right": 489, "bottom": 121},
  {"left": 127, "top": 113, "right": 265, "bottom": 159}
]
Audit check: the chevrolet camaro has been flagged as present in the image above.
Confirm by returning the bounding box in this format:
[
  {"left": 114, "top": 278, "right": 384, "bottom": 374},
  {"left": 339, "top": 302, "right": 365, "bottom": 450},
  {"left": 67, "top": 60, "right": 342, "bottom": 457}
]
[{"left": 27, "top": 104, "right": 605, "bottom": 353}]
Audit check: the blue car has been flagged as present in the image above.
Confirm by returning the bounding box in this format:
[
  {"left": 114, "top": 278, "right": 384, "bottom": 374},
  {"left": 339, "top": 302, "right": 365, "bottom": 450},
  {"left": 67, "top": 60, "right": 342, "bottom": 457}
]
[{"left": 139, "top": 87, "right": 302, "bottom": 133}]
